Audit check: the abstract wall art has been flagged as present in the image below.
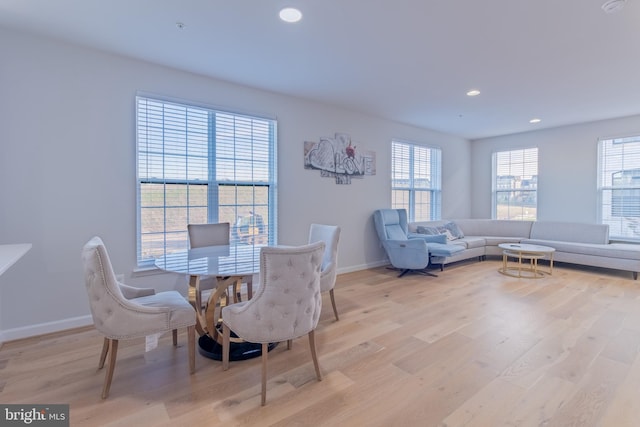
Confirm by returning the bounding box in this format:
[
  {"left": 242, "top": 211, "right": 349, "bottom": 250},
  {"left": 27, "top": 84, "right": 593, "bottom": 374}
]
[{"left": 304, "top": 133, "right": 376, "bottom": 184}]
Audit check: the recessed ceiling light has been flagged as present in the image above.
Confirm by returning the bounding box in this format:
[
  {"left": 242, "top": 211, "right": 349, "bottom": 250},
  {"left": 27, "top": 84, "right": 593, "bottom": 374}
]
[
  {"left": 279, "top": 7, "right": 302, "bottom": 23},
  {"left": 529, "top": 118, "right": 541, "bottom": 124},
  {"left": 175, "top": 22, "right": 186, "bottom": 30},
  {"left": 466, "top": 89, "right": 481, "bottom": 97}
]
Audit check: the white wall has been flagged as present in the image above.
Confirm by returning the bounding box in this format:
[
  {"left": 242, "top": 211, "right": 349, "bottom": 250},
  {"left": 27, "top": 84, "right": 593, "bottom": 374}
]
[
  {"left": 470, "top": 115, "right": 640, "bottom": 221},
  {"left": 0, "top": 28, "right": 471, "bottom": 340}
]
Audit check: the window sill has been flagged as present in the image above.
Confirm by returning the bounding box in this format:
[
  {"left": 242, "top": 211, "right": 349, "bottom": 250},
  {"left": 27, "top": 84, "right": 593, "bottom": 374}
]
[{"left": 131, "top": 266, "right": 170, "bottom": 277}]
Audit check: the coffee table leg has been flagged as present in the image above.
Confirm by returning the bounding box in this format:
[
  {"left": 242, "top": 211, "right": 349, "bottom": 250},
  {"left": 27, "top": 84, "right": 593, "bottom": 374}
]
[{"left": 518, "top": 254, "right": 523, "bottom": 277}]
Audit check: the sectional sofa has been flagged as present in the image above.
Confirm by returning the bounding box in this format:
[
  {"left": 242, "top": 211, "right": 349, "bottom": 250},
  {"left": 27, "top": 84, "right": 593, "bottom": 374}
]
[{"left": 408, "top": 219, "right": 640, "bottom": 279}]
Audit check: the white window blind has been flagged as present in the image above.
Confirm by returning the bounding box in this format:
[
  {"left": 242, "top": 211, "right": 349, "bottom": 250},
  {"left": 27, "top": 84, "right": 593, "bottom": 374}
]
[
  {"left": 391, "top": 140, "right": 441, "bottom": 221},
  {"left": 136, "top": 96, "right": 277, "bottom": 267},
  {"left": 598, "top": 135, "right": 640, "bottom": 240},
  {"left": 492, "top": 147, "right": 538, "bottom": 220}
]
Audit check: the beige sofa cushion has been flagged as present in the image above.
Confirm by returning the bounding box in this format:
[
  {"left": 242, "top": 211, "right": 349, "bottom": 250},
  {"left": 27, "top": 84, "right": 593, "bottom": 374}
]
[
  {"left": 454, "top": 236, "right": 486, "bottom": 249},
  {"left": 529, "top": 221, "right": 609, "bottom": 244},
  {"left": 453, "top": 219, "right": 533, "bottom": 238},
  {"left": 522, "top": 239, "right": 640, "bottom": 260}
]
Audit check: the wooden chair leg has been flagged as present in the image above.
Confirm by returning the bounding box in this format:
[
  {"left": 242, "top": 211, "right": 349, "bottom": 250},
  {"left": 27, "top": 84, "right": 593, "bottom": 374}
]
[
  {"left": 233, "top": 282, "right": 241, "bottom": 302},
  {"left": 172, "top": 329, "right": 178, "bottom": 346},
  {"left": 102, "top": 339, "right": 119, "bottom": 399},
  {"left": 98, "top": 337, "right": 109, "bottom": 369},
  {"left": 308, "top": 330, "right": 322, "bottom": 381},
  {"left": 222, "top": 323, "right": 231, "bottom": 371},
  {"left": 261, "top": 342, "right": 268, "bottom": 406},
  {"left": 246, "top": 275, "right": 253, "bottom": 300},
  {"left": 187, "top": 325, "right": 195, "bottom": 374},
  {"left": 329, "top": 289, "right": 339, "bottom": 321}
]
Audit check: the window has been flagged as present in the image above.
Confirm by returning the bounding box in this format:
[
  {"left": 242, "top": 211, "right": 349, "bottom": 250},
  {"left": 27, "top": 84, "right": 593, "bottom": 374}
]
[
  {"left": 391, "top": 140, "right": 441, "bottom": 222},
  {"left": 598, "top": 135, "right": 640, "bottom": 240},
  {"left": 492, "top": 148, "right": 538, "bottom": 220},
  {"left": 136, "top": 96, "right": 277, "bottom": 267}
]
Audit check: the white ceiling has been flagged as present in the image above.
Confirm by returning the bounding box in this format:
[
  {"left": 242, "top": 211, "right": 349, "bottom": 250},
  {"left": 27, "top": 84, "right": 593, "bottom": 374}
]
[{"left": 1, "top": 0, "right": 639, "bottom": 140}]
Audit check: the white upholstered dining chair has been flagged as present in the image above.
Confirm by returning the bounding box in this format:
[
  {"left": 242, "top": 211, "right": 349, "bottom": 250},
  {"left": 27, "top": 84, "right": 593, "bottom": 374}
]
[
  {"left": 221, "top": 242, "right": 325, "bottom": 406},
  {"left": 188, "top": 223, "right": 254, "bottom": 304},
  {"left": 187, "top": 222, "right": 231, "bottom": 248},
  {"left": 81, "top": 236, "right": 196, "bottom": 399},
  {"left": 308, "top": 223, "right": 341, "bottom": 321}
]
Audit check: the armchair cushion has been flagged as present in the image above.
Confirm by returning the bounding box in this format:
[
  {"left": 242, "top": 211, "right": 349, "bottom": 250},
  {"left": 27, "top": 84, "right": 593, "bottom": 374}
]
[
  {"left": 374, "top": 209, "right": 410, "bottom": 241},
  {"left": 409, "top": 233, "right": 447, "bottom": 244}
]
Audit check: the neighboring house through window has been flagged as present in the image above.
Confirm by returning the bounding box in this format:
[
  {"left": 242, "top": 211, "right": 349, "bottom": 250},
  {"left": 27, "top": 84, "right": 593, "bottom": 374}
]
[
  {"left": 391, "top": 140, "right": 441, "bottom": 222},
  {"left": 598, "top": 135, "right": 640, "bottom": 240},
  {"left": 136, "top": 95, "right": 277, "bottom": 267},
  {"left": 492, "top": 147, "right": 538, "bottom": 220}
]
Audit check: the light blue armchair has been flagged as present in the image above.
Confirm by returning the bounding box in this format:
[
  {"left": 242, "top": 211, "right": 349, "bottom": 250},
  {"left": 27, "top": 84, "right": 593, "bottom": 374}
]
[
  {"left": 373, "top": 209, "right": 465, "bottom": 277},
  {"left": 373, "top": 209, "right": 438, "bottom": 277}
]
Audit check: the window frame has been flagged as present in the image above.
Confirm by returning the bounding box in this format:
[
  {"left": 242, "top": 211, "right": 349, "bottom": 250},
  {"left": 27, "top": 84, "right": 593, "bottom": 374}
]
[
  {"left": 135, "top": 95, "right": 278, "bottom": 268},
  {"left": 391, "top": 140, "right": 442, "bottom": 222},
  {"left": 492, "top": 147, "right": 538, "bottom": 221},
  {"left": 597, "top": 135, "right": 640, "bottom": 241}
]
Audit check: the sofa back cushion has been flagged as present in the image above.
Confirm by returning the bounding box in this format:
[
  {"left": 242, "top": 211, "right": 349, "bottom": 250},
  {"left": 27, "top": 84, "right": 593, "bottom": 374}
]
[
  {"left": 529, "top": 221, "right": 609, "bottom": 244},
  {"left": 415, "top": 221, "right": 464, "bottom": 241},
  {"left": 409, "top": 220, "right": 448, "bottom": 233},
  {"left": 453, "top": 219, "right": 533, "bottom": 238}
]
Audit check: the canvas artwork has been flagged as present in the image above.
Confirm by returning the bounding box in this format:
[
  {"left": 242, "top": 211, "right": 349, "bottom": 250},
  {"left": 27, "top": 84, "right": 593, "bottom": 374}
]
[{"left": 304, "top": 133, "right": 376, "bottom": 184}]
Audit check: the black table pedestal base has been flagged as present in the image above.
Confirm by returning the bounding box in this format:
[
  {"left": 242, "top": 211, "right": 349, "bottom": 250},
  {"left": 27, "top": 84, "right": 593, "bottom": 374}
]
[{"left": 197, "top": 334, "right": 278, "bottom": 361}]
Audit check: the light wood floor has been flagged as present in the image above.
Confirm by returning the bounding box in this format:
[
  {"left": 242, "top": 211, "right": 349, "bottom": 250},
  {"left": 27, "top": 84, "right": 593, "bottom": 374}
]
[{"left": 2, "top": 258, "right": 640, "bottom": 426}]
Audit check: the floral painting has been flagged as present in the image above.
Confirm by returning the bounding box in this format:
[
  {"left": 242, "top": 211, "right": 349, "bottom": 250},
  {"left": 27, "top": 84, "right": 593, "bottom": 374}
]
[{"left": 304, "top": 133, "right": 376, "bottom": 184}]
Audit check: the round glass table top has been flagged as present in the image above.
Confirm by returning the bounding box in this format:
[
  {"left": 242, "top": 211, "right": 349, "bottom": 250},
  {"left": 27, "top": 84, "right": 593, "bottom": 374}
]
[
  {"left": 498, "top": 243, "right": 556, "bottom": 253},
  {"left": 154, "top": 244, "right": 262, "bottom": 276}
]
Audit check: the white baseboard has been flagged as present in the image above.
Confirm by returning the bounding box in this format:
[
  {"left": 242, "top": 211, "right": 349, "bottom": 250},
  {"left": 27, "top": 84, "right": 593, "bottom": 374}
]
[
  {"left": 0, "top": 315, "right": 93, "bottom": 344},
  {"left": 0, "top": 261, "right": 388, "bottom": 345},
  {"left": 337, "top": 260, "right": 388, "bottom": 274}
]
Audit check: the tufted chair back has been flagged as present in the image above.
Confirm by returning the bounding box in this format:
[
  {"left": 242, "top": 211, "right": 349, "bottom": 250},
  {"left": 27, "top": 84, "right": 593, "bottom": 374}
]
[
  {"left": 83, "top": 237, "right": 126, "bottom": 321},
  {"left": 308, "top": 223, "right": 341, "bottom": 320},
  {"left": 222, "top": 241, "right": 325, "bottom": 343},
  {"left": 82, "top": 236, "right": 147, "bottom": 338},
  {"left": 221, "top": 241, "right": 325, "bottom": 405},
  {"left": 81, "top": 236, "right": 196, "bottom": 398}
]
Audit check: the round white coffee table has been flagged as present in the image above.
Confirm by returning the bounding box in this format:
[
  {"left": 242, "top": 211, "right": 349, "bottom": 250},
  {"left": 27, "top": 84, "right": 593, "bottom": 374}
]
[{"left": 498, "top": 243, "right": 555, "bottom": 279}]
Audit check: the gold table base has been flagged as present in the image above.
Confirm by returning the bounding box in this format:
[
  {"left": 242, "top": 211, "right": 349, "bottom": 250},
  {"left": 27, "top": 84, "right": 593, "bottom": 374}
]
[
  {"left": 499, "top": 249, "right": 554, "bottom": 279},
  {"left": 188, "top": 274, "right": 246, "bottom": 344}
]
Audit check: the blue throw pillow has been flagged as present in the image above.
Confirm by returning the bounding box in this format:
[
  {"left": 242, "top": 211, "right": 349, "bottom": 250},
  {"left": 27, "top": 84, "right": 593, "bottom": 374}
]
[
  {"left": 444, "top": 222, "right": 464, "bottom": 239},
  {"left": 416, "top": 225, "right": 440, "bottom": 235}
]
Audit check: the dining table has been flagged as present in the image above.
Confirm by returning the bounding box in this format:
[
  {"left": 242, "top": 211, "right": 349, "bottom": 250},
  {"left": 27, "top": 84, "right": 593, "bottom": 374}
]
[{"left": 155, "top": 244, "right": 276, "bottom": 361}]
